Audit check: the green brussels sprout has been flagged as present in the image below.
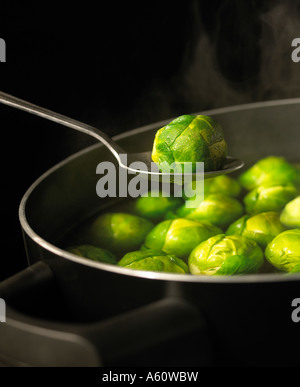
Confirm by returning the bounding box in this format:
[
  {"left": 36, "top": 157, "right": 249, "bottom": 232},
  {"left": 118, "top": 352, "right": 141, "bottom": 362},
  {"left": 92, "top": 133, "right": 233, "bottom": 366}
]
[
  {"left": 265, "top": 229, "right": 300, "bottom": 272},
  {"left": 133, "top": 191, "right": 182, "bottom": 222},
  {"left": 118, "top": 249, "right": 188, "bottom": 273},
  {"left": 238, "top": 156, "right": 300, "bottom": 191},
  {"left": 280, "top": 196, "right": 300, "bottom": 228},
  {"left": 164, "top": 209, "right": 182, "bottom": 220},
  {"left": 164, "top": 202, "right": 197, "bottom": 220},
  {"left": 67, "top": 244, "right": 117, "bottom": 264},
  {"left": 182, "top": 193, "right": 244, "bottom": 229},
  {"left": 84, "top": 212, "right": 153, "bottom": 256},
  {"left": 151, "top": 114, "right": 227, "bottom": 172},
  {"left": 289, "top": 263, "right": 300, "bottom": 273},
  {"left": 243, "top": 185, "right": 298, "bottom": 214},
  {"left": 226, "top": 211, "right": 286, "bottom": 249},
  {"left": 188, "top": 234, "right": 264, "bottom": 275},
  {"left": 143, "top": 218, "right": 222, "bottom": 260},
  {"left": 183, "top": 175, "right": 242, "bottom": 201}
]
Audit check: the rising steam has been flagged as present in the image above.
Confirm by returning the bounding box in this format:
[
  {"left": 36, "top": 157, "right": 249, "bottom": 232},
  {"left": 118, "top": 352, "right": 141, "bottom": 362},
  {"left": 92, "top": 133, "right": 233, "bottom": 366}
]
[{"left": 183, "top": 1, "right": 300, "bottom": 111}]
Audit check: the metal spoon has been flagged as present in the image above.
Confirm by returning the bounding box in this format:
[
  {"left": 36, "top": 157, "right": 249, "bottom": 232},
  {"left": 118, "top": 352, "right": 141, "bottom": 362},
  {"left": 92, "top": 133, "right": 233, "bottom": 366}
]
[{"left": 0, "top": 90, "right": 244, "bottom": 181}]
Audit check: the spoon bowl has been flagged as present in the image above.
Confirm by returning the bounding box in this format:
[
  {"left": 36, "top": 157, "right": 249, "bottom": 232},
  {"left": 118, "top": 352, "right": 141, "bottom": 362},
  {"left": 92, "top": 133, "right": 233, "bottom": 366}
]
[
  {"left": 0, "top": 91, "right": 244, "bottom": 182},
  {"left": 125, "top": 151, "right": 244, "bottom": 183}
]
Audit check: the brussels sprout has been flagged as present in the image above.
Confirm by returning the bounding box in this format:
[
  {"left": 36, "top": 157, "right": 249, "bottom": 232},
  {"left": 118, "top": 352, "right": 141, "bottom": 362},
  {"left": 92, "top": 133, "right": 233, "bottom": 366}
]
[
  {"left": 165, "top": 202, "right": 197, "bottom": 220},
  {"left": 243, "top": 185, "right": 298, "bottom": 214},
  {"left": 183, "top": 175, "right": 242, "bottom": 201},
  {"left": 188, "top": 234, "right": 264, "bottom": 275},
  {"left": 143, "top": 218, "right": 222, "bottom": 260},
  {"left": 290, "top": 263, "right": 300, "bottom": 273},
  {"left": 118, "top": 249, "right": 188, "bottom": 273},
  {"left": 182, "top": 193, "right": 244, "bottom": 229},
  {"left": 164, "top": 209, "right": 182, "bottom": 220},
  {"left": 67, "top": 244, "right": 117, "bottom": 264},
  {"left": 133, "top": 191, "right": 182, "bottom": 222},
  {"left": 280, "top": 196, "right": 300, "bottom": 228},
  {"left": 151, "top": 114, "right": 227, "bottom": 172},
  {"left": 226, "top": 211, "right": 286, "bottom": 249},
  {"left": 238, "top": 156, "right": 300, "bottom": 191},
  {"left": 265, "top": 229, "right": 300, "bottom": 272},
  {"left": 84, "top": 212, "right": 153, "bottom": 256}
]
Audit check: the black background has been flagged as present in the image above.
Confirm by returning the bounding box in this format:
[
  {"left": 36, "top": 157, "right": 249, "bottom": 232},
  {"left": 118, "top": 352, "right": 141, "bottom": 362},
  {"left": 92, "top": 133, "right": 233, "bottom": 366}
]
[{"left": 1, "top": 0, "right": 300, "bottom": 280}]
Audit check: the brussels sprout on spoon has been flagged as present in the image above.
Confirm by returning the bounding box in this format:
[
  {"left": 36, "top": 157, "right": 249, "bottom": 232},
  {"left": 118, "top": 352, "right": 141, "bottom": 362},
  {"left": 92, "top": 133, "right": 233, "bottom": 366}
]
[
  {"left": 0, "top": 92, "right": 244, "bottom": 183},
  {"left": 151, "top": 114, "right": 243, "bottom": 181}
]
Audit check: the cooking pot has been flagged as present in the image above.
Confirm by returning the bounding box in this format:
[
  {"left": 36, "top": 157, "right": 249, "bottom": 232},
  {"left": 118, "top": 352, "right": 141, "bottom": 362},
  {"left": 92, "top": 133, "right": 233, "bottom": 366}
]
[{"left": 1, "top": 99, "right": 300, "bottom": 366}]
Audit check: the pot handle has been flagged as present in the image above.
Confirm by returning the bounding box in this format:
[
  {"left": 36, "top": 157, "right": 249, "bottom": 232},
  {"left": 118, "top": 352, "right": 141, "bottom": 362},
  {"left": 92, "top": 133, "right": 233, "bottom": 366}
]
[
  {"left": 0, "top": 261, "right": 56, "bottom": 307},
  {"left": 0, "top": 262, "right": 213, "bottom": 366},
  {"left": 1, "top": 298, "right": 212, "bottom": 367},
  {"left": 79, "top": 297, "right": 213, "bottom": 366}
]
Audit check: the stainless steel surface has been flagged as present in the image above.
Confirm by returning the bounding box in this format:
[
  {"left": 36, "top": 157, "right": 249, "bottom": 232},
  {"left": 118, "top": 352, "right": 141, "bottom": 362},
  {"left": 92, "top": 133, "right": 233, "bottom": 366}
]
[{"left": 0, "top": 90, "right": 244, "bottom": 181}]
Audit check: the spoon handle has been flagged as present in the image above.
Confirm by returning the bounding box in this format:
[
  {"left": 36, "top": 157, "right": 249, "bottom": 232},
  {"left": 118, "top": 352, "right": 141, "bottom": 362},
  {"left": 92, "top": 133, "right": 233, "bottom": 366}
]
[{"left": 0, "top": 90, "right": 125, "bottom": 160}]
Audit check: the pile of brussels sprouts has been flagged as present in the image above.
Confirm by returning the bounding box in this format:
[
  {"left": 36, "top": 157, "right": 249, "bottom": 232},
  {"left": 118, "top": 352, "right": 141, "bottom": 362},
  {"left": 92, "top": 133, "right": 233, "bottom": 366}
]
[{"left": 67, "top": 156, "right": 300, "bottom": 276}]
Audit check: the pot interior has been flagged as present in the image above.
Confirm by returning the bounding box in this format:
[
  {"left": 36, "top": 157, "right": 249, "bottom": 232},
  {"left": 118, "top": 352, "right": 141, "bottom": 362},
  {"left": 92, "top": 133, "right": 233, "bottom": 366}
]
[{"left": 20, "top": 100, "right": 300, "bottom": 282}]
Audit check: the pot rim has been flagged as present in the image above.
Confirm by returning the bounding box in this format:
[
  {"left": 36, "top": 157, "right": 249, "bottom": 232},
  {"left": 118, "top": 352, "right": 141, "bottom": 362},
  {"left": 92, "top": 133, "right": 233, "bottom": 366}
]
[{"left": 19, "top": 98, "right": 300, "bottom": 284}]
